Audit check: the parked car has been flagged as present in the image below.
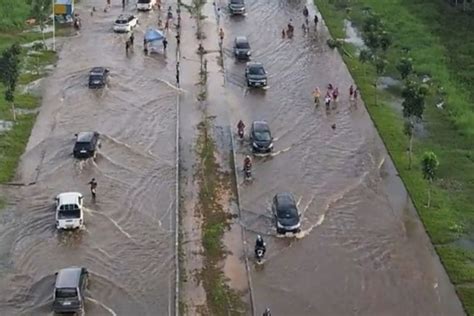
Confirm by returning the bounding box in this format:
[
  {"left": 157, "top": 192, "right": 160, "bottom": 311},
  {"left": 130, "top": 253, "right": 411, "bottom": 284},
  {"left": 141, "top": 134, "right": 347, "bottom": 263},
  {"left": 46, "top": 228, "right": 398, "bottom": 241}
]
[
  {"left": 272, "top": 192, "right": 301, "bottom": 234},
  {"left": 250, "top": 121, "right": 273, "bottom": 153},
  {"left": 88, "top": 67, "right": 109, "bottom": 89},
  {"left": 53, "top": 267, "right": 88, "bottom": 313},
  {"left": 228, "top": 0, "right": 246, "bottom": 15},
  {"left": 113, "top": 14, "right": 138, "bottom": 32},
  {"left": 137, "top": 0, "right": 156, "bottom": 11},
  {"left": 233, "top": 36, "right": 251, "bottom": 60},
  {"left": 73, "top": 131, "right": 100, "bottom": 159},
  {"left": 245, "top": 62, "right": 267, "bottom": 88},
  {"left": 55, "top": 192, "right": 84, "bottom": 230}
]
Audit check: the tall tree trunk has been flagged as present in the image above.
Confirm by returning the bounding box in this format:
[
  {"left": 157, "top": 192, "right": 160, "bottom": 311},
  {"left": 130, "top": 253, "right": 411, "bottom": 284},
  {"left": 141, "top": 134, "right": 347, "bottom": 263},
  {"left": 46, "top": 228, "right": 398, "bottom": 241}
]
[
  {"left": 408, "top": 133, "right": 413, "bottom": 169},
  {"left": 11, "top": 102, "right": 16, "bottom": 121},
  {"left": 427, "top": 180, "right": 432, "bottom": 208}
]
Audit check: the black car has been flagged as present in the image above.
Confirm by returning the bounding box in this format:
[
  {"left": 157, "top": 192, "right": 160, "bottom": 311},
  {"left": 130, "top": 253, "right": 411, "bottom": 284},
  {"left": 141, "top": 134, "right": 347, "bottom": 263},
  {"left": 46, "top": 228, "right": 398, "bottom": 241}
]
[
  {"left": 245, "top": 62, "right": 267, "bottom": 88},
  {"left": 228, "top": 0, "right": 246, "bottom": 15},
  {"left": 272, "top": 192, "right": 301, "bottom": 234},
  {"left": 250, "top": 121, "right": 273, "bottom": 153},
  {"left": 53, "top": 267, "right": 88, "bottom": 314},
  {"left": 73, "top": 131, "right": 100, "bottom": 159},
  {"left": 233, "top": 36, "right": 251, "bottom": 60},
  {"left": 88, "top": 67, "right": 109, "bottom": 89}
]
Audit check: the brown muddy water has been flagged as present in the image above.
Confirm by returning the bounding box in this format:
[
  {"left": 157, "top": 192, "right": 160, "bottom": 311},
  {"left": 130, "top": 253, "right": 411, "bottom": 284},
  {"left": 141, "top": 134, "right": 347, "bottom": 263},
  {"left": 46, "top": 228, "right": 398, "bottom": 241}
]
[
  {"left": 212, "top": 0, "right": 465, "bottom": 315},
  {"left": 0, "top": 1, "right": 178, "bottom": 315}
]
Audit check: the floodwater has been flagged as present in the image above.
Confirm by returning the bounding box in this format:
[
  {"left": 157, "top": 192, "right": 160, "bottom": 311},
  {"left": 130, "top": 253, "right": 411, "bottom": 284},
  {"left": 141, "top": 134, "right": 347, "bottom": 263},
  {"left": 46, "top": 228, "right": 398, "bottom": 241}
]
[
  {"left": 216, "top": 0, "right": 464, "bottom": 315},
  {"left": 0, "top": 1, "right": 178, "bottom": 315}
]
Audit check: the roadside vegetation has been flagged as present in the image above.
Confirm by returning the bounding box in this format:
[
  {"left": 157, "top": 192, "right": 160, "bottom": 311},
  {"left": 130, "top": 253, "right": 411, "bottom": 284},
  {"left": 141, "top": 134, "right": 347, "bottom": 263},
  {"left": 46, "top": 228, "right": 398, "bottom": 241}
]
[
  {"left": 315, "top": 0, "right": 474, "bottom": 313},
  {"left": 196, "top": 119, "right": 245, "bottom": 315},
  {"left": 0, "top": 1, "right": 59, "bottom": 186}
]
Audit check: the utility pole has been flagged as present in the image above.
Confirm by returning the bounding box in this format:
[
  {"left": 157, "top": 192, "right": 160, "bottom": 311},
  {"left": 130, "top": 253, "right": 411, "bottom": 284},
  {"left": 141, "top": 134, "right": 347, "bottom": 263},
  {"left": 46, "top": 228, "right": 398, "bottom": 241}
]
[{"left": 52, "top": 0, "right": 56, "bottom": 51}]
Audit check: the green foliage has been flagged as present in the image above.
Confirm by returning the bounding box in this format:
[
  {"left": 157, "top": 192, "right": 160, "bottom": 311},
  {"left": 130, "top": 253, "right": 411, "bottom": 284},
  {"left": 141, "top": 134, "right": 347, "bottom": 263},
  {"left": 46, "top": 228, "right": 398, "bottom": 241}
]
[
  {"left": 401, "top": 78, "right": 427, "bottom": 119},
  {"left": 359, "top": 49, "right": 372, "bottom": 64},
  {"left": 0, "top": 0, "right": 31, "bottom": 31},
  {"left": 375, "top": 57, "right": 387, "bottom": 75},
  {"left": 403, "top": 120, "right": 414, "bottom": 138},
  {"left": 396, "top": 57, "right": 413, "bottom": 79},
  {"left": 0, "top": 43, "right": 22, "bottom": 103},
  {"left": 421, "top": 151, "right": 439, "bottom": 182}
]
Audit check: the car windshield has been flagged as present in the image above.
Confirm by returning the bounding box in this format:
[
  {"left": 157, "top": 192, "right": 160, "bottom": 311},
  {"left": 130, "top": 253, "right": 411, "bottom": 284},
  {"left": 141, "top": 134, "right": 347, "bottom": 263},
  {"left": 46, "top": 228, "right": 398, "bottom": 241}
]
[
  {"left": 75, "top": 141, "right": 91, "bottom": 149},
  {"left": 58, "top": 205, "right": 81, "bottom": 219},
  {"left": 249, "top": 66, "right": 265, "bottom": 75},
  {"left": 236, "top": 41, "right": 250, "bottom": 49},
  {"left": 231, "top": 0, "right": 244, "bottom": 4},
  {"left": 89, "top": 74, "right": 102, "bottom": 81},
  {"left": 115, "top": 19, "right": 128, "bottom": 24},
  {"left": 254, "top": 130, "right": 271, "bottom": 141},
  {"left": 138, "top": 0, "right": 151, "bottom": 3},
  {"left": 56, "top": 288, "right": 77, "bottom": 298}
]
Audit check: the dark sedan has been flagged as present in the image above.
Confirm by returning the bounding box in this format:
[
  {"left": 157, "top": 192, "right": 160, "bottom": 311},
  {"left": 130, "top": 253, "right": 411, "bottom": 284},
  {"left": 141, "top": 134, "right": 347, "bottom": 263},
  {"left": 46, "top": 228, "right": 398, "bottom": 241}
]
[
  {"left": 245, "top": 62, "right": 267, "bottom": 88},
  {"left": 272, "top": 192, "right": 301, "bottom": 234},
  {"left": 233, "top": 36, "right": 251, "bottom": 60},
  {"left": 73, "top": 131, "right": 100, "bottom": 159},
  {"left": 88, "top": 67, "right": 109, "bottom": 89},
  {"left": 250, "top": 120, "right": 273, "bottom": 153}
]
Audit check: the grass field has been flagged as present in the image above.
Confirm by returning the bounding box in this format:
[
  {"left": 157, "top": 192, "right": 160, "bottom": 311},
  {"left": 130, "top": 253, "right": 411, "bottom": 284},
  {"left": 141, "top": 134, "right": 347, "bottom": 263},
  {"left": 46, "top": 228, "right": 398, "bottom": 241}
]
[{"left": 314, "top": 0, "right": 474, "bottom": 313}]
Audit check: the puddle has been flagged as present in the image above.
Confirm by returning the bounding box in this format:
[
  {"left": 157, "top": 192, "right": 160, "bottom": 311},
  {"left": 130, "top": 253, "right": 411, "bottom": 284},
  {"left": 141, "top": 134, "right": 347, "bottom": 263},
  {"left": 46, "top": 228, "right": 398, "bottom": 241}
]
[
  {"left": 0, "top": 120, "right": 14, "bottom": 133},
  {"left": 343, "top": 19, "right": 366, "bottom": 51}
]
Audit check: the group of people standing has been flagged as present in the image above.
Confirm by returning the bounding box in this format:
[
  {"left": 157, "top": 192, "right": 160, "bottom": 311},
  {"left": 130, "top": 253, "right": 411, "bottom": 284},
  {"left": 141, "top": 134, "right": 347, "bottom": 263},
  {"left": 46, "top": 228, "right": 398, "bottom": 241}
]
[
  {"left": 313, "top": 84, "right": 359, "bottom": 111},
  {"left": 282, "top": 6, "right": 318, "bottom": 38}
]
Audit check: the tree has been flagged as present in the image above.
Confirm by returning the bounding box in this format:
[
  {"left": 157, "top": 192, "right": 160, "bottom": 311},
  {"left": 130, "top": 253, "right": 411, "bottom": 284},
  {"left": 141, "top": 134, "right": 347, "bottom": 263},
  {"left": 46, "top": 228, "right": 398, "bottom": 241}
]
[
  {"left": 404, "top": 120, "right": 414, "bottom": 169},
  {"left": 396, "top": 57, "right": 413, "bottom": 79},
  {"left": 26, "top": 0, "right": 52, "bottom": 46},
  {"left": 359, "top": 49, "right": 372, "bottom": 78},
  {"left": 0, "top": 44, "right": 22, "bottom": 121},
  {"left": 421, "top": 151, "right": 439, "bottom": 208},
  {"left": 375, "top": 57, "right": 388, "bottom": 75},
  {"left": 401, "top": 78, "right": 427, "bottom": 119}
]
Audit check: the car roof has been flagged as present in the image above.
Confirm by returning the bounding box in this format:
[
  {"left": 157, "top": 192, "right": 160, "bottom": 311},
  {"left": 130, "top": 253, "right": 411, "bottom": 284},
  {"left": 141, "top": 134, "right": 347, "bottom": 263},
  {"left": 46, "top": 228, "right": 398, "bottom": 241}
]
[
  {"left": 76, "top": 131, "right": 97, "bottom": 142},
  {"left": 231, "top": 0, "right": 244, "bottom": 3},
  {"left": 235, "top": 36, "right": 248, "bottom": 44},
  {"left": 57, "top": 192, "right": 82, "bottom": 205},
  {"left": 90, "top": 67, "right": 106, "bottom": 74},
  {"left": 55, "top": 267, "right": 82, "bottom": 288},
  {"left": 275, "top": 192, "right": 296, "bottom": 207},
  {"left": 117, "top": 14, "right": 133, "bottom": 19},
  {"left": 252, "top": 120, "right": 269, "bottom": 131},
  {"left": 247, "top": 62, "right": 263, "bottom": 68}
]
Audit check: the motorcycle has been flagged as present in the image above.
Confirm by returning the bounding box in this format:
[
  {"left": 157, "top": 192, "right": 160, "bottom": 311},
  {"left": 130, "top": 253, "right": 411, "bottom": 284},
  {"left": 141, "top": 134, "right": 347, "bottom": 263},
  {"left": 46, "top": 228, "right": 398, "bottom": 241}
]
[
  {"left": 255, "top": 246, "right": 265, "bottom": 264},
  {"left": 244, "top": 164, "right": 252, "bottom": 180}
]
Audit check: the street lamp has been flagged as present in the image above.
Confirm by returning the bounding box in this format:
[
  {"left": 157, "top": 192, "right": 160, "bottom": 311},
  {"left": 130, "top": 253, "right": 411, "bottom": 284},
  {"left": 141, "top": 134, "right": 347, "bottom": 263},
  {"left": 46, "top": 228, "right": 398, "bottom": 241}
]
[{"left": 52, "top": 0, "right": 56, "bottom": 51}]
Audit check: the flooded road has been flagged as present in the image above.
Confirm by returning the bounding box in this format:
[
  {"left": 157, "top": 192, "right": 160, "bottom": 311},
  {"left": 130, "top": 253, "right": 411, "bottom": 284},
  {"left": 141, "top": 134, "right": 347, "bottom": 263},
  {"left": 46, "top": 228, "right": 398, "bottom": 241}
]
[
  {"left": 0, "top": 1, "right": 178, "bottom": 315},
  {"left": 216, "top": 0, "right": 464, "bottom": 314}
]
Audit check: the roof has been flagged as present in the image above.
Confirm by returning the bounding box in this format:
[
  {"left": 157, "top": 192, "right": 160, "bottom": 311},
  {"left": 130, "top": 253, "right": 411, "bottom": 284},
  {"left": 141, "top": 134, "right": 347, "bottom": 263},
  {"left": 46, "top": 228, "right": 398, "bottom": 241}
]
[
  {"left": 57, "top": 192, "right": 82, "bottom": 205},
  {"left": 276, "top": 192, "right": 296, "bottom": 207},
  {"left": 90, "top": 67, "right": 106, "bottom": 74},
  {"left": 55, "top": 0, "right": 73, "bottom": 5},
  {"left": 235, "top": 36, "right": 248, "bottom": 44},
  {"left": 76, "top": 131, "right": 96, "bottom": 142},
  {"left": 55, "top": 267, "right": 82, "bottom": 288},
  {"left": 117, "top": 13, "right": 133, "bottom": 19},
  {"left": 252, "top": 120, "right": 269, "bottom": 131},
  {"left": 247, "top": 62, "right": 263, "bottom": 68}
]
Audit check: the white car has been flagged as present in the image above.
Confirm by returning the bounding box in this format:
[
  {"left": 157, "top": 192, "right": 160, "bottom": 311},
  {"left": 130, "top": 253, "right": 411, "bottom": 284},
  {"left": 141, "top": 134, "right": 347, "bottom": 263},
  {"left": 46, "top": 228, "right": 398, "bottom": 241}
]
[
  {"left": 55, "top": 192, "right": 84, "bottom": 230},
  {"left": 113, "top": 14, "right": 138, "bottom": 33},
  {"left": 137, "top": 0, "right": 156, "bottom": 11}
]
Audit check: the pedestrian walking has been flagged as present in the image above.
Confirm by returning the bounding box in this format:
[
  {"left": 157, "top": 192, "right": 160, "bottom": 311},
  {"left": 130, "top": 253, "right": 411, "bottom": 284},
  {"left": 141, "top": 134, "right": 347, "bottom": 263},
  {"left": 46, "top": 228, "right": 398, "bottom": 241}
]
[
  {"left": 353, "top": 88, "right": 358, "bottom": 106},
  {"left": 219, "top": 28, "right": 224, "bottom": 43},
  {"left": 163, "top": 38, "right": 168, "bottom": 50},
  {"left": 107, "top": 0, "right": 110, "bottom": 5},
  {"left": 165, "top": 19, "right": 169, "bottom": 30},
  {"left": 281, "top": 29, "right": 286, "bottom": 38},
  {"left": 88, "top": 178, "right": 97, "bottom": 200},
  {"left": 125, "top": 40, "right": 130, "bottom": 54},
  {"left": 176, "top": 33, "right": 181, "bottom": 45},
  {"left": 349, "top": 84, "right": 354, "bottom": 100},
  {"left": 314, "top": 14, "right": 319, "bottom": 27},
  {"left": 129, "top": 32, "right": 134, "bottom": 46},
  {"left": 332, "top": 87, "right": 339, "bottom": 102},
  {"left": 313, "top": 87, "right": 321, "bottom": 107},
  {"left": 325, "top": 95, "right": 331, "bottom": 110}
]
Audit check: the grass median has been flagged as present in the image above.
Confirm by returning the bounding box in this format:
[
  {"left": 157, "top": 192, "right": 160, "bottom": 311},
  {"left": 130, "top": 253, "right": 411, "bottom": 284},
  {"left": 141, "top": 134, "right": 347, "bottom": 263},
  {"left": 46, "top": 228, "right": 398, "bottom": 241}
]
[{"left": 315, "top": 0, "right": 474, "bottom": 313}]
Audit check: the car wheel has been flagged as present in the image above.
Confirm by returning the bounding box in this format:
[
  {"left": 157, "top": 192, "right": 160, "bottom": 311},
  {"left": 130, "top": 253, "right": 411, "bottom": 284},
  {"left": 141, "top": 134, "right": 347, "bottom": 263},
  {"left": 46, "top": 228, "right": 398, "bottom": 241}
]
[{"left": 276, "top": 227, "right": 284, "bottom": 235}]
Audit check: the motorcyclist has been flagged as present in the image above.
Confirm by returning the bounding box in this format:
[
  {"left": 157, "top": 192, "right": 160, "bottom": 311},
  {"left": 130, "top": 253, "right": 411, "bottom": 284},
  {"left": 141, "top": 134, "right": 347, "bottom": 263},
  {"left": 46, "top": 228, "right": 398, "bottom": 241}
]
[
  {"left": 255, "top": 235, "right": 266, "bottom": 256},
  {"left": 88, "top": 178, "right": 97, "bottom": 199},
  {"left": 303, "top": 6, "right": 309, "bottom": 17},
  {"left": 263, "top": 308, "right": 271, "bottom": 316},
  {"left": 244, "top": 155, "right": 252, "bottom": 171},
  {"left": 237, "top": 120, "right": 245, "bottom": 136}
]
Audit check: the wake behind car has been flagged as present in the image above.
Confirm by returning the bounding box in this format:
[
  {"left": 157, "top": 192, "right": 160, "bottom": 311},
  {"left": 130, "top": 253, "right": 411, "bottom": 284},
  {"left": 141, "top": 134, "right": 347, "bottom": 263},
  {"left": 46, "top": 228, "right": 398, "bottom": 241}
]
[
  {"left": 229, "top": 0, "right": 246, "bottom": 15},
  {"left": 272, "top": 192, "right": 301, "bottom": 234},
  {"left": 233, "top": 36, "right": 251, "bottom": 60},
  {"left": 73, "top": 131, "right": 100, "bottom": 159},
  {"left": 245, "top": 62, "right": 267, "bottom": 88},
  {"left": 250, "top": 120, "right": 273, "bottom": 153},
  {"left": 88, "top": 67, "right": 109, "bottom": 89},
  {"left": 113, "top": 14, "right": 138, "bottom": 32},
  {"left": 53, "top": 267, "right": 88, "bottom": 313},
  {"left": 55, "top": 192, "right": 84, "bottom": 230}
]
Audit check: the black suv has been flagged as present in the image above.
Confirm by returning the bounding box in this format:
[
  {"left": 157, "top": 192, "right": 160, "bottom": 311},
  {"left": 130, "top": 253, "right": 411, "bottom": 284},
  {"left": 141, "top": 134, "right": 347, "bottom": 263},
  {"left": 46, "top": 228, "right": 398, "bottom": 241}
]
[
  {"left": 245, "top": 62, "right": 267, "bottom": 88},
  {"left": 233, "top": 36, "right": 251, "bottom": 60},
  {"left": 88, "top": 67, "right": 109, "bottom": 89},
  {"left": 73, "top": 131, "right": 100, "bottom": 159},
  {"left": 53, "top": 267, "right": 88, "bottom": 314},
  {"left": 250, "top": 121, "right": 273, "bottom": 153},
  {"left": 272, "top": 192, "right": 301, "bottom": 234},
  {"left": 229, "top": 0, "right": 246, "bottom": 15}
]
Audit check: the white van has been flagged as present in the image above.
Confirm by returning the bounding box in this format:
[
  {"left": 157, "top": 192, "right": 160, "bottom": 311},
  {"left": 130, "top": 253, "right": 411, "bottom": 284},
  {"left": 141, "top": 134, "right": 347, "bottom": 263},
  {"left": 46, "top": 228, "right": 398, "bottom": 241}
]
[
  {"left": 55, "top": 192, "right": 84, "bottom": 230},
  {"left": 137, "top": 0, "right": 156, "bottom": 11}
]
